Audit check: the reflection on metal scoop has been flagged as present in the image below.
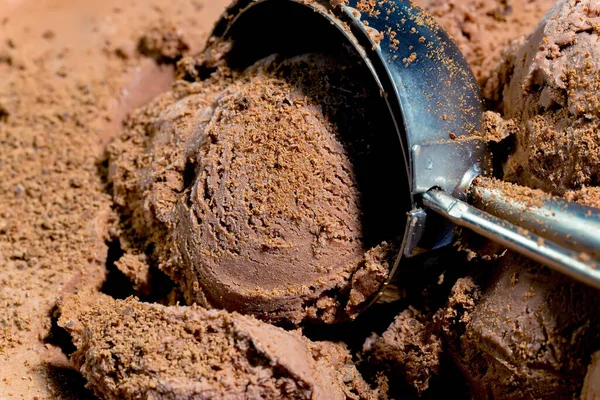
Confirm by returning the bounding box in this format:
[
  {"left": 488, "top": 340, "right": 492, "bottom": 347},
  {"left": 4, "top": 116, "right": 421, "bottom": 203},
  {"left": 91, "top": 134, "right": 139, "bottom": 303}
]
[{"left": 208, "top": 0, "right": 600, "bottom": 297}]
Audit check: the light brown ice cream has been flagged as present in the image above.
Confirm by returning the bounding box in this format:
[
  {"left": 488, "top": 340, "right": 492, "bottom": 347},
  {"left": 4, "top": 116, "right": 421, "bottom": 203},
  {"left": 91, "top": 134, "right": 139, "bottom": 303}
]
[
  {"left": 0, "top": 1, "right": 228, "bottom": 397},
  {"left": 2, "top": 0, "right": 598, "bottom": 398},
  {"left": 565, "top": 186, "right": 600, "bottom": 208},
  {"left": 58, "top": 293, "right": 376, "bottom": 400},
  {"left": 498, "top": 0, "right": 600, "bottom": 194},
  {"left": 109, "top": 53, "right": 395, "bottom": 325}
]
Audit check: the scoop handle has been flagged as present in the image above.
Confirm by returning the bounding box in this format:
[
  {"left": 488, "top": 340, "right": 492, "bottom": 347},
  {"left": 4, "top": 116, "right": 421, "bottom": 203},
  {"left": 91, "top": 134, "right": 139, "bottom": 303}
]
[
  {"left": 470, "top": 177, "right": 600, "bottom": 258},
  {"left": 422, "top": 189, "right": 600, "bottom": 289}
]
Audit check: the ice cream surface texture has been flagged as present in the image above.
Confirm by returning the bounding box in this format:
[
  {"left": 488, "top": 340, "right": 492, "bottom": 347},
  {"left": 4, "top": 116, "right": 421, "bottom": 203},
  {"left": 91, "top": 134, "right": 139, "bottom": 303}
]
[
  {"left": 58, "top": 294, "right": 376, "bottom": 400},
  {"left": 109, "top": 53, "right": 394, "bottom": 325},
  {"left": 500, "top": 0, "right": 600, "bottom": 194},
  {"left": 0, "top": 0, "right": 598, "bottom": 398},
  {"left": 453, "top": 253, "right": 600, "bottom": 399}
]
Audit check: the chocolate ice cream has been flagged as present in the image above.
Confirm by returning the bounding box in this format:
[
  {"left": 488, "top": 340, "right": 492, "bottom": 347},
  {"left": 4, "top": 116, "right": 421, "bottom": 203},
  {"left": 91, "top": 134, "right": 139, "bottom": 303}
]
[
  {"left": 583, "top": 351, "right": 600, "bottom": 399},
  {"left": 362, "top": 274, "right": 484, "bottom": 397},
  {"left": 362, "top": 308, "right": 442, "bottom": 395},
  {"left": 412, "top": 0, "right": 556, "bottom": 88},
  {"left": 3, "top": 0, "right": 600, "bottom": 398},
  {"left": 499, "top": 0, "right": 600, "bottom": 194},
  {"left": 565, "top": 186, "right": 600, "bottom": 208},
  {"left": 58, "top": 293, "right": 376, "bottom": 400},
  {"left": 451, "top": 253, "right": 600, "bottom": 399},
  {"left": 370, "top": 252, "right": 600, "bottom": 399},
  {"left": 109, "top": 53, "right": 397, "bottom": 325}
]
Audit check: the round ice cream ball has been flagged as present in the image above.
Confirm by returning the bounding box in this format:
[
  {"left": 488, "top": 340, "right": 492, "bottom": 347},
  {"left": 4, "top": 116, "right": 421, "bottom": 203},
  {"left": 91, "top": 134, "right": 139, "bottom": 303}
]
[
  {"left": 109, "top": 54, "right": 395, "bottom": 326},
  {"left": 173, "top": 60, "right": 392, "bottom": 324},
  {"left": 454, "top": 252, "right": 600, "bottom": 399},
  {"left": 501, "top": 0, "right": 600, "bottom": 194}
]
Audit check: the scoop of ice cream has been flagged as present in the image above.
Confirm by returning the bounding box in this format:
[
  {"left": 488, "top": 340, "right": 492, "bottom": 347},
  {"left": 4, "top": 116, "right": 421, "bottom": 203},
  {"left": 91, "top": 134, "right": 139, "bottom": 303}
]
[
  {"left": 171, "top": 58, "right": 390, "bottom": 323},
  {"left": 108, "top": 53, "right": 395, "bottom": 325},
  {"left": 451, "top": 253, "right": 600, "bottom": 399},
  {"left": 500, "top": 0, "right": 600, "bottom": 194},
  {"left": 57, "top": 293, "right": 376, "bottom": 400}
]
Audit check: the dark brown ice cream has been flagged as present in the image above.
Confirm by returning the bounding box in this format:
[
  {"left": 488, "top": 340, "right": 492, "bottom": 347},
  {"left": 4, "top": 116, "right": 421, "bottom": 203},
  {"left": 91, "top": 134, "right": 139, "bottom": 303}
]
[
  {"left": 497, "top": 0, "right": 600, "bottom": 194},
  {"left": 109, "top": 53, "right": 395, "bottom": 325},
  {"left": 451, "top": 253, "right": 600, "bottom": 399},
  {"left": 58, "top": 293, "right": 376, "bottom": 400},
  {"left": 368, "top": 252, "right": 600, "bottom": 399},
  {"left": 362, "top": 274, "right": 484, "bottom": 396},
  {"left": 362, "top": 308, "right": 442, "bottom": 395}
]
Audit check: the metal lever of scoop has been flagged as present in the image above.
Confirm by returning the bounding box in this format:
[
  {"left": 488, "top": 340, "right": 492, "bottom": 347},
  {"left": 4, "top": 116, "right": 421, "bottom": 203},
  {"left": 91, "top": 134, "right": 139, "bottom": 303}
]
[
  {"left": 422, "top": 189, "right": 600, "bottom": 290},
  {"left": 470, "top": 176, "right": 600, "bottom": 259}
]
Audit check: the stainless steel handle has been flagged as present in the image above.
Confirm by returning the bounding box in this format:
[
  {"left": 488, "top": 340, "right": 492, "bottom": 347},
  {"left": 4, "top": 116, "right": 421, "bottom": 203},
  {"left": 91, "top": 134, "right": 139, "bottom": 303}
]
[
  {"left": 422, "top": 189, "right": 600, "bottom": 289},
  {"left": 471, "top": 177, "right": 600, "bottom": 259}
]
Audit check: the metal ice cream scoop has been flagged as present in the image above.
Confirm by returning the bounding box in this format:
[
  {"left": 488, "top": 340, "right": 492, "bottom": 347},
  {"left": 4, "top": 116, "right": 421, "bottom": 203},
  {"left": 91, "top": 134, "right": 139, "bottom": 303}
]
[{"left": 208, "top": 0, "right": 600, "bottom": 295}]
